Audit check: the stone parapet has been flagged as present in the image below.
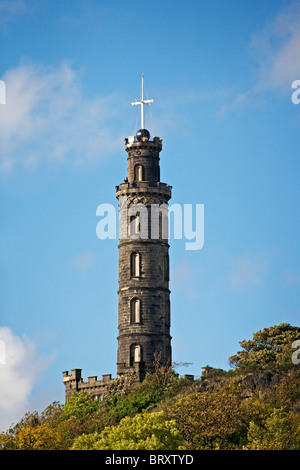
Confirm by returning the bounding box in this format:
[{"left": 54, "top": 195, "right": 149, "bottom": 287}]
[{"left": 63, "top": 369, "right": 116, "bottom": 401}]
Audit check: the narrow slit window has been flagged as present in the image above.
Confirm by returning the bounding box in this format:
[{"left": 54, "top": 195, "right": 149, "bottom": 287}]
[
  {"left": 130, "top": 344, "right": 142, "bottom": 365},
  {"left": 134, "top": 164, "right": 144, "bottom": 181},
  {"left": 131, "top": 298, "right": 141, "bottom": 323},
  {"left": 131, "top": 252, "right": 140, "bottom": 277},
  {"left": 130, "top": 213, "right": 140, "bottom": 236}
]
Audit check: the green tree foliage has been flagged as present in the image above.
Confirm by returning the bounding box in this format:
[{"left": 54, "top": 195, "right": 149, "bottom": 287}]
[
  {"left": 61, "top": 390, "right": 100, "bottom": 422},
  {"left": 0, "top": 404, "right": 65, "bottom": 450},
  {"left": 245, "top": 408, "right": 300, "bottom": 450},
  {"left": 166, "top": 382, "right": 249, "bottom": 449},
  {"left": 13, "top": 424, "right": 65, "bottom": 450},
  {"left": 228, "top": 323, "right": 300, "bottom": 373},
  {"left": 106, "top": 368, "right": 192, "bottom": 421},
  {"left": 166, "top": 375, "right": 300, "bottom": 450},
  {"left": 1, "top": 324, "right": 299, "bottom": 451},
  {"left": 72, "top": 411, "right": 183, "bottom": 450}
]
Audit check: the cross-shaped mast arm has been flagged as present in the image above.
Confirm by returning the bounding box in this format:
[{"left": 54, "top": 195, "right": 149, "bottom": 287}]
[{"left": 131, "top": 75, "right": 153, "bottom": 129}]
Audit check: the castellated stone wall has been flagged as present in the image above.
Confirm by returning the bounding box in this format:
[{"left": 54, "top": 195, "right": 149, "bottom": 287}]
[{"left": 62, "top": 369, "right": 116, "bottom": 401}]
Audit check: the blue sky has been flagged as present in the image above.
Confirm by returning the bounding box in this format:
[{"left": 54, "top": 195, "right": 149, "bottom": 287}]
[{"left": 1, "top": 0, "right": 300, "bottom": 430}]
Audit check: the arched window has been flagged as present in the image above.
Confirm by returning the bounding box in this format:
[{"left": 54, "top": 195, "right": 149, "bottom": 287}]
[
  {"left": 130, "top": 213, "right": 140, "bottom": 237},
  {"left": 134, "top": 164, "right": 144, "bottom": 181},
  {"left": 131, "top": 252, "right": 140, "bottom": 277},
  {"left": 130, "top": 344, "right": 142, "bottom": 365},
  {"left": 130, "top": 298, "right": 141, "bottom": 323}
]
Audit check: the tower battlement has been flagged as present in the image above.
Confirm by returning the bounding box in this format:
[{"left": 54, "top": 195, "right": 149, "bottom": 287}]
[
  {"left": 63, "top": 369, "right": 116, "bottom": 401},
  {"left": 125, "top": 135, "right": 162, "bottom": 148}
]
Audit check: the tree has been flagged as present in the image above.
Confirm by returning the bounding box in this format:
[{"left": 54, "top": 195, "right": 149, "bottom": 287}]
[
  {"left": 106, "top": 364, "right": 193, "bottom": 422},
  {"left": 0, "top": 431, "right": 16, "bottom": 450},
  {"left": 229, "top": 323, "right": 300, "bottom": 373},
  {"left": 61, "top": 390, "right": 99, "bottom": 422},
  {"left": 165, "top": 381, "right": 249, "bottom": 450},
  {"left": 0, "top": 404, "right": 65, "bottom": 450},
  {"left": 245, "top": 408, "right": 300, "bottom": 450},
  {"left": 14, "top": 424, "right": 65, "bottom": 450},
  {"left": 72, "top": 410, "right": 183, "bottom": 450}
]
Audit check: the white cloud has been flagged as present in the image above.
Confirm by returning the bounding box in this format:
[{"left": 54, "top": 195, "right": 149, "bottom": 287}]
[
  {"left": 0, "top": 327, "right": 53, "bottom": 431},
  {"left": 0, "top": 61, "right": 125, "bottom": 174},
  {"left": 0, "top": 0, "right": 27, "bottom": 15},
  {"left": 229, "top": 249, "right": 276, "bottom": 289},
  {"left": 0, "top": 0, "right": 29, "bottom": 30},
  {"left": 214, "top": 2, "right": 300, "bottom": 118},
  {"left": 249, "top": 1, "right": 300, "bottom": 92},
  {"left": 73, "top": 252, "right": 96, "bottom": 272}
]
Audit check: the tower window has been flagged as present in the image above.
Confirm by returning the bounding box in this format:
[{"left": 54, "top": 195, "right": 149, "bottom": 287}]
[
  {"left": 130, "top": 298, "right": 141, "bottom": 323},
  {"left": 165, "top": 253, "right": 169, "bottom": 281},
  {"left": 134, "top": 164, "right": 144, "bottom": 182},
  {"left": 130, "top": 344, "right": 142, "bottom": 365},
  {"left": 131, "top": 252, "right": 140, "bottom": 277},
  {"left": 130, "top": 213, "right": 140, "bottom": 236}
]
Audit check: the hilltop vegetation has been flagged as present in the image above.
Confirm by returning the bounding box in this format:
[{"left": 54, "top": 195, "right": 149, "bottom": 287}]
[{"left": 1, "top": 323, "right": 300, "bottom": 450}]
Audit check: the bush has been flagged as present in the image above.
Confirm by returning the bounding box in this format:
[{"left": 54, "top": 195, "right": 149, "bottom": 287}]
[
  {"left": 245, "top": 408, "right": 300, "bottom": 450},
  {"left": 72, "top": 410, "right": 184, "bottom": 450},
  {"left": 60, "top": 391, "right": 100, "bottom": 422}
]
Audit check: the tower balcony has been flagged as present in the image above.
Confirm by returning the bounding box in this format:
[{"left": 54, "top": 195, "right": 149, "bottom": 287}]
[{"left": 115, "top": 181, "right": 172, "bottom": 200}]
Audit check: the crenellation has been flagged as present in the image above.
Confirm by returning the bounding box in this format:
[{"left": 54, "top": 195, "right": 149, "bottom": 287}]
[
  {"left": 64, "top": 372, "right": 116, "bottom": 400},
  {"left": 62, "top": 369, "right": 82, "bottom": 382},
  {"left": 88, "top": 376, "right": 97, "bottom": 383}
]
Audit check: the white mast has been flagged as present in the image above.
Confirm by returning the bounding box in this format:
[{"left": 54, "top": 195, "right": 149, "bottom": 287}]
[{"left": 131, "top": 74, "right": 153, "bottom": 129}]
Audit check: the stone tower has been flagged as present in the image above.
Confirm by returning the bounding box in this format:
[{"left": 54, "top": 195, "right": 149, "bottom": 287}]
[
  {"left": 62, "top": 79, "right": 173, "bottom": 400},
  {"left": 116, "top": 81, "right": 172, "bottom": 381}
]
